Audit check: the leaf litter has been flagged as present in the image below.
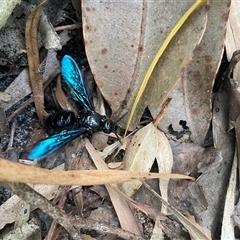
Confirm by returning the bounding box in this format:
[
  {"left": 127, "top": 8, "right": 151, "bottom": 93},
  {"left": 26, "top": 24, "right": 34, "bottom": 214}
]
[{"left": 0, "top": 0, "right": 239, "bottom": 239}]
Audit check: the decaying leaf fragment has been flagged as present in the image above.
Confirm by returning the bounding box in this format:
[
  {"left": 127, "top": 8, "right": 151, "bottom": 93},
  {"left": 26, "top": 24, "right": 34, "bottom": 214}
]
[
  {"left": 226, "top": 0, "right": 240, "bottom": 62},
  {"left": 171, "top": 143, "right": 222, "bottom": 176},
  {"left": 144, "top": 182, "right": 211, "bottom": 240},
  {"left": 197, "top": 76, "right": 235, "bottom": 233},
  {"left": 167, "top": 143, "right": 223, "bottom": 216},
  {"left": 25, "top": 0, "right": 47, "bottom": 124}
]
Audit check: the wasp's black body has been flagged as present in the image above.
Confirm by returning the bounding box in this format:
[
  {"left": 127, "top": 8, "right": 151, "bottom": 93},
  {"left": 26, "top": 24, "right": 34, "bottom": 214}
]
[
  {"left": 45, "top": 110, "right": 77, "bottom": 133},
  {"left": 28, "top": 55, "right": 114, "bottom": 160}
]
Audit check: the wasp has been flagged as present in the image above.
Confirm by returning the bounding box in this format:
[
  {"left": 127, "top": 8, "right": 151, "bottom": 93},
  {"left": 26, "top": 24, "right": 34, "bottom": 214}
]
[{"left": 28, "top": 55, "right": 114, "bottom": 160}]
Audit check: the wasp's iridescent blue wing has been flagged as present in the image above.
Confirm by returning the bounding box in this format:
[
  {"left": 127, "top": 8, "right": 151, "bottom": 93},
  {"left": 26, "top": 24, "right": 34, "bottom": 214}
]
[
  {"left": 28, "top": 128, "right": 87, "bottom": 160},
  {"left": 61, "top": 55, "right": 94, "bottom": 111}
]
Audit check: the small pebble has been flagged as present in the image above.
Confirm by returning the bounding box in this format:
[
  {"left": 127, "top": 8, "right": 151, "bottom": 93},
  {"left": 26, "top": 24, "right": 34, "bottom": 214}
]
[{"left": 0, "top": 92, "right": 11, "bottom": 102}]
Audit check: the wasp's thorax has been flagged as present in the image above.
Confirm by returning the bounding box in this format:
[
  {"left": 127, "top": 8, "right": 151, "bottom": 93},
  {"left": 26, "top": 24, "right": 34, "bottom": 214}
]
[{"left": 80, "top": 111, "right": 114, "bottom": 134}]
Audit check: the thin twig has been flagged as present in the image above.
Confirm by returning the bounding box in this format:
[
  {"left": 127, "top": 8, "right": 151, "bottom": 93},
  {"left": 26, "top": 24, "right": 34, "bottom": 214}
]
[
  {"left": 7, "top": 119, "right": 17, "bottom": 149},
  {"left": 152, "top": 97, "right": 172, "bottom": 127},
  {"left": 54, "top": 23, "right": 81, "bottom": 31}
]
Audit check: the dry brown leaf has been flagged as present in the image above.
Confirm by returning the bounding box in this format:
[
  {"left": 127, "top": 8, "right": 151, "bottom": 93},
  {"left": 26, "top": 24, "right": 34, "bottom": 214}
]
[
  {"left": 55, "top": 75, "right": 78, "bottom": 115},
  {"left": 0, "top": 158, "right": 193, "bottom": 186},
  {"left": 134, "top": 4, "right": 207, "bottom": 132},
  {"left": 82, "top": 1, "right": 206, "bottom": 124},
  {"left": 2, "top": 50, "right": 60, "bottom": 112},
  {"left": 85, "top": 139, "right": 142, "bottom": 236},
  {"left": 168, "top": 179, "right": 208, "bottom": 217},
  {"left": 25, "top": 0, "right": 47, "bottom": 124}
]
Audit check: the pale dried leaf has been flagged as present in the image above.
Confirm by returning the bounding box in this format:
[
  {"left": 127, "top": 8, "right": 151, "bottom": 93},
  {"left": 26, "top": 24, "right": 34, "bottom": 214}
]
[
  {"left": 39, "top": 13, "right": 61, "bottom": 50},
  {"left": 235, "top": 106, "right": 240, "bottom": 186},
  {"left": 150, "top": 215, "right": 164, "bottom": 240},
  {"left": 107, "top": 162, "right": 123, "bottom": 170},
  {"left": 14, "top": 201, "right": 30, "bottom": 229},
  {"left": 121, "top": 123, "right": 173, "bottom": 210},
  {"left": 155, "top": 131, "right": 173, "bottom": 214},
  {"left": 0, "top": 158, "right": 193, "bottom": 186},
  {"left": 3, "top": 220, "right": 41, "bottom": 240},
  {"left": 233, "top": 200, "right": 240, "bottom": 229},
  {"left": 121, "top": 123, "right": 158, "bottom": 196},
  {"left": 98, "top": 139, "right": 122, "bottom": 159},
  {"left": 42, "top": 49, "right": 60, "bottom": 83},
  {"left": 2, "top": 69, "right": 31, "bottom": 111},
  {"left": 221, "top": 148, "right": 237, "bottom": 240}
]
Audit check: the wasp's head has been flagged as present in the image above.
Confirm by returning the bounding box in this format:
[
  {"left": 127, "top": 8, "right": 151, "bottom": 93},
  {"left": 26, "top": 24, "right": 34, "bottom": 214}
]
[{"left": 102, "top": 118, "right": 114, "bottom": 134}]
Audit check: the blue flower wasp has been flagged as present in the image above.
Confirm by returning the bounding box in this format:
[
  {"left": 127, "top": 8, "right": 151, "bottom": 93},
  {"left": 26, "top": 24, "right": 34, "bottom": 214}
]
[{"left": 28, "top": 55, "right": 115, "bottom": 160}]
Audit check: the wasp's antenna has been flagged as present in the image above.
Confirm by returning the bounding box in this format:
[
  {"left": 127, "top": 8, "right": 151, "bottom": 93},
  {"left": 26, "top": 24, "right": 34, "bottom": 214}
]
[
  {"left": 113, "top": 112, "right": 128, "bottom": 144},
  {"left": 114, "top": 132, "right": 123, "bottom": 144},
  {"left": 113, "top": 112, "right": 128, "bottom": 127}
]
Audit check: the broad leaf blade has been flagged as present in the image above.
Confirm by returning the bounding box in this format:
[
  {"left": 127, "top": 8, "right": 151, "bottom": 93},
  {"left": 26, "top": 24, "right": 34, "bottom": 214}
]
[{"left": 82, "top": 1, "right": 205, "bottom": 124}]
